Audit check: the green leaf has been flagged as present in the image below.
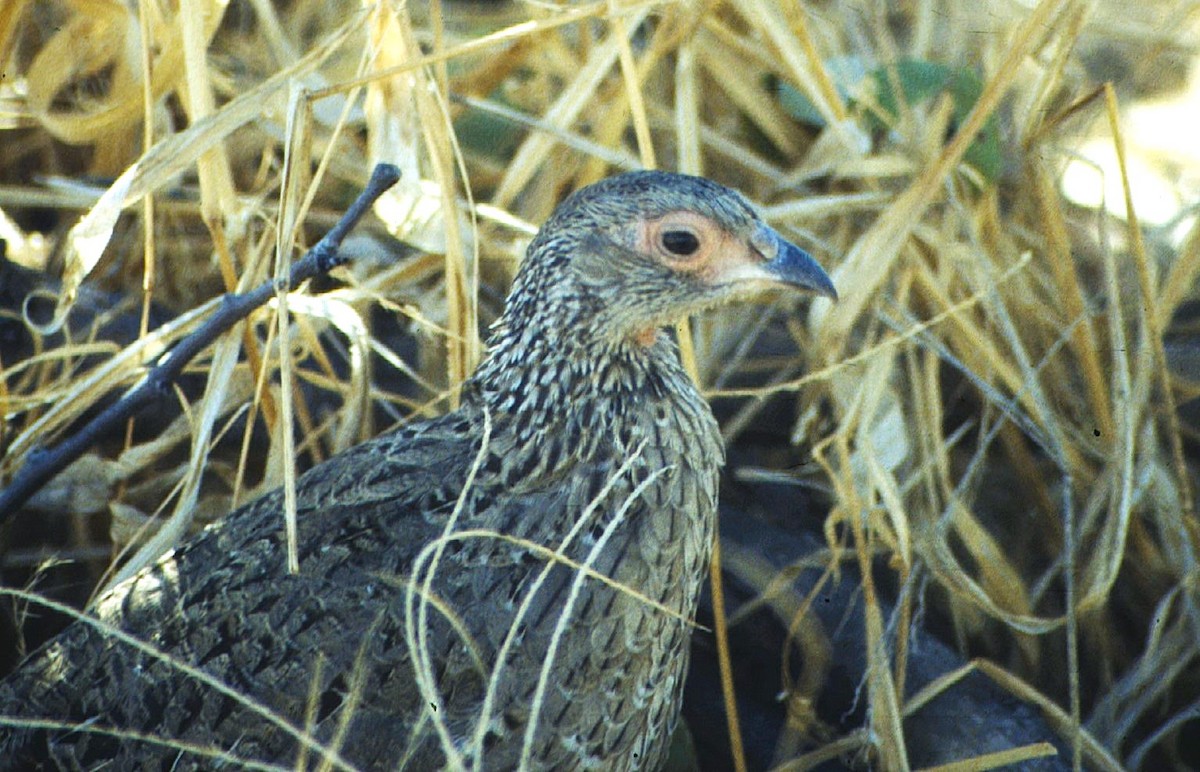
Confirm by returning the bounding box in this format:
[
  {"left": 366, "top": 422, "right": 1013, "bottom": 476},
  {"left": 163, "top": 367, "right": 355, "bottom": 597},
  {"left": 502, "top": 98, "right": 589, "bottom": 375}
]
[{"left": 775, "top": 57, "right": 1003, "bottom": 184}]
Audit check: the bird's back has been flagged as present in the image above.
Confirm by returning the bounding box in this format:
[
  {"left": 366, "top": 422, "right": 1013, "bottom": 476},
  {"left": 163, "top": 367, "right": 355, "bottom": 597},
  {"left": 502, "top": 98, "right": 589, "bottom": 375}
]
[{"left": 0, "top": 370, "right": 721, "bottom": 771}]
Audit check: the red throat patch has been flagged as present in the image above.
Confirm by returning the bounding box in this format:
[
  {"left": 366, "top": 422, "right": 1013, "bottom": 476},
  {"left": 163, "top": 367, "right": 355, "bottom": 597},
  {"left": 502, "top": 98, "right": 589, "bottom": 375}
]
[{"left": 634, "top": 327, "right": 658, "bottom": 347}]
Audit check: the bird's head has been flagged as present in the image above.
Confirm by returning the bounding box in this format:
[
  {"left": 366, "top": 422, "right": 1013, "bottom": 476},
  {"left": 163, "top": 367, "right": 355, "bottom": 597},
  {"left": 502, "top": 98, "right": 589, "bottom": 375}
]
[{"left": 505, "top": 171, "right": 836, "bottom": 348}]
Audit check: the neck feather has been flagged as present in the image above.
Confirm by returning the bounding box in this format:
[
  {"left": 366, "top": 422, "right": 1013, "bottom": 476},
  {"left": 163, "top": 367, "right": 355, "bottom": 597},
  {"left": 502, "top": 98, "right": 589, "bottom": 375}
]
[{"left": 464, "top": 317, "right": 704, "bottom": 458}]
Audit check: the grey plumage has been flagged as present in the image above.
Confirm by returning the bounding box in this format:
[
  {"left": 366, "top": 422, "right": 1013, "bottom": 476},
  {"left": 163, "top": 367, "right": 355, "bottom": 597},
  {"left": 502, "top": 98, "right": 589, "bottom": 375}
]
[{"left": 0, "top": 171, "right": 835, "bottom": 770}]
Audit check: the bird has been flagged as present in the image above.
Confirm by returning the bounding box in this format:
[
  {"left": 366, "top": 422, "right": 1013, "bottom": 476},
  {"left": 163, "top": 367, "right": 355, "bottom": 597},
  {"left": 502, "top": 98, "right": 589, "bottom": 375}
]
[{"left": 0, "top": 171, "right": 836, "bottom": 771}]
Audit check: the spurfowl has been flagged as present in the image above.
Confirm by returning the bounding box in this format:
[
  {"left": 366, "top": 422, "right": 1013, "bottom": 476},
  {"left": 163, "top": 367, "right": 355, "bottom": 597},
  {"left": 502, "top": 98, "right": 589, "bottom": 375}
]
[{"left": 0, "top": 171, "right": 835, "bottom": 770}]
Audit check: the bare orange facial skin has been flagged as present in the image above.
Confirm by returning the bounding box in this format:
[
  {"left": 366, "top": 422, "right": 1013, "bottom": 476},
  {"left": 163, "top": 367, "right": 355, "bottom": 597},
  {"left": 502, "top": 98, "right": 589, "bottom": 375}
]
[
  {"left": 628, "top": 210, "right": 779, "bottom": 347},
  {"left": 634, "top": 210, "right": 767, "bottom": 285}
]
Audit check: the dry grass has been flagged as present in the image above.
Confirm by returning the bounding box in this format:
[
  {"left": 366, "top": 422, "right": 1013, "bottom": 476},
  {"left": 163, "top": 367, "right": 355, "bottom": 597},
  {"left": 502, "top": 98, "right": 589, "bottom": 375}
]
[{"left": 2, "top": 0, "right": 1199, "bottom": 769}]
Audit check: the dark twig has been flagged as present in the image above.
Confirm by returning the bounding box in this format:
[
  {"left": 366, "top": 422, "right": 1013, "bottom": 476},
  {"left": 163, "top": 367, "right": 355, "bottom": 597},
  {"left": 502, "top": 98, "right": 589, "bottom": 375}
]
[{"left": 0, "top": 164, "right": 402, "bottom": 525}]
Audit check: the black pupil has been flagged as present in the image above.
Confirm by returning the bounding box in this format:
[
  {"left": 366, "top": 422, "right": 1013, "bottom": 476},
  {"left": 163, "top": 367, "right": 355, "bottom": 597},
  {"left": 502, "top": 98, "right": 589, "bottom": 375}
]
[{"left": 662, "top": 230, "right": 700, "bottom": 256}]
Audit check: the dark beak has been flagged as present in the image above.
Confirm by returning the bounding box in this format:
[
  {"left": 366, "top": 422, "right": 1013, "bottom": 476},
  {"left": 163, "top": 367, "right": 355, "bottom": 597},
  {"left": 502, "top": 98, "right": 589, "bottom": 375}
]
[{"left": 760, "top": 225, "right": 838, "bottom": 300}]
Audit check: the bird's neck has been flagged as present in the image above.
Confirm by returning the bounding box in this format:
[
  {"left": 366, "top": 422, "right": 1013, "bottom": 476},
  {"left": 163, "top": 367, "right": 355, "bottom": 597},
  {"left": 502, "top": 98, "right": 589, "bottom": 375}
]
[{"left": 463, "top": 321, "right": 709, "bottom": 460}]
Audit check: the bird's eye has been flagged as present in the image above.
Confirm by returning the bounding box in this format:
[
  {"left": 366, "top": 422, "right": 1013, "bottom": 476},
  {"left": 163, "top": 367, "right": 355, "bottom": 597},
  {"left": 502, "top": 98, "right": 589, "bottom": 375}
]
[{"left": 661, "top": 229, "right": 701, "bottom": 256}]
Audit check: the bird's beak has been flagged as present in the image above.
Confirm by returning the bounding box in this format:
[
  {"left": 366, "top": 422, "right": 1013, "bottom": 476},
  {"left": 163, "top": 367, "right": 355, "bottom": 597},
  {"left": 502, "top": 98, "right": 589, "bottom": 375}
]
[{"left": 755, "top": 224, "right": 838, "bottom": 300}]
